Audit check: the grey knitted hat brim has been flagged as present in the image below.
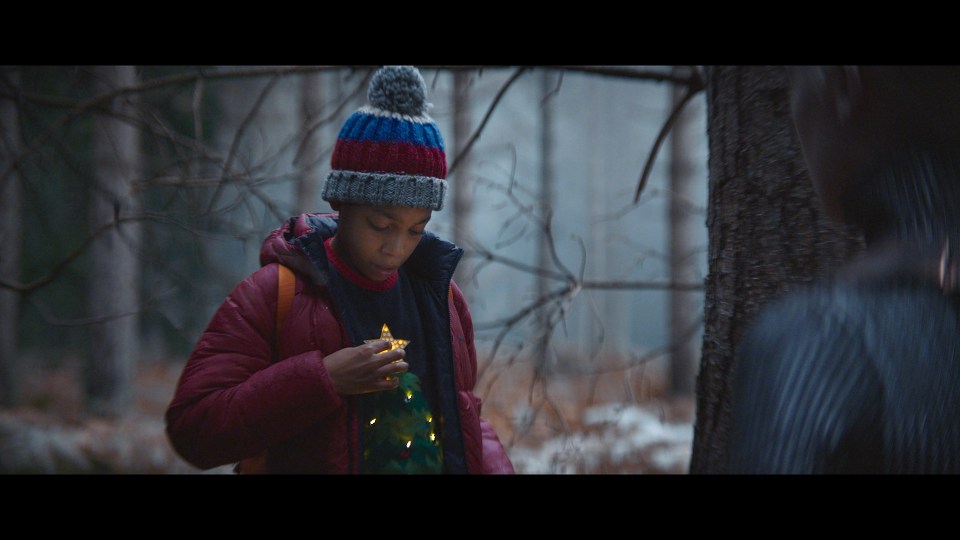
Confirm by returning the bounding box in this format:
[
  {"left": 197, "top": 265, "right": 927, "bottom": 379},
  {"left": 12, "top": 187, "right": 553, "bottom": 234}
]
[{"left": 322, "top": 170, "right": 447, "bottom": 211}]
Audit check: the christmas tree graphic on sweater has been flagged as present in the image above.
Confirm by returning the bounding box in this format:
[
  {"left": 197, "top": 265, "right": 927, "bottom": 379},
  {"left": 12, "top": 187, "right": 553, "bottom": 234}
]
[{"left": 362, "top": 324, "right": 442, "bottom": 474}]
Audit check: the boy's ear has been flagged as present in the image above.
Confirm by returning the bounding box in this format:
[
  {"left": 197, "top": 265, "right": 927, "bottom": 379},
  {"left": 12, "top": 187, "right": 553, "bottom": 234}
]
[
  {"left": 832, "top": 66, "right": 863, "bottom": 125},
  {"left": 329, "top": 200, "right": 341, "bottom": 211}
]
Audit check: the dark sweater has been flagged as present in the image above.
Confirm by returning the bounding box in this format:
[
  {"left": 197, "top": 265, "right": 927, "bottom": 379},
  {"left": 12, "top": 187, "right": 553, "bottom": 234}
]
[
  {"left": 323, "top": 238, "right": 442, "bottom": 473},
  {"left": 727, "top": 148, "right": 960, "bottom": 474}
]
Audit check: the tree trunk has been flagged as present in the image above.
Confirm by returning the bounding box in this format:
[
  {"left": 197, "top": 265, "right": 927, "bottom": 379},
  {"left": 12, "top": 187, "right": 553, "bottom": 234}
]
[
  {"left": 536, "top": 69, "right": 557, "bottom": 372},
  {"left": 667, "top": 68, "right": 702, "bottom": 397},
  {"left": 0, "top": 67, "right": 21, "bottom": 407},
  {"left": 451, "top": 70, "right": 475, "bottom": 302},
  {"left": 86, "top": 66, "right": 142, "bottom": 417},
  {"left": 297, "top": 72, "right": 322, "bottom": 214},
  {"left": 689, "top": 66, "right": 863, "bottom": 473},
  {"left": 585, "top": 77, "right": 606, "bottom": 359}
]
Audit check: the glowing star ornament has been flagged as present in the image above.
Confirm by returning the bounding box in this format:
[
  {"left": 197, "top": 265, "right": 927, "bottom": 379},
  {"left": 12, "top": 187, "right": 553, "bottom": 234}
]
[
  {"left": 365, "top": 324, "right": 409, "bottom": 383},
  {"left": 364, "top": 324, "right": 410, "bottom": 353}
]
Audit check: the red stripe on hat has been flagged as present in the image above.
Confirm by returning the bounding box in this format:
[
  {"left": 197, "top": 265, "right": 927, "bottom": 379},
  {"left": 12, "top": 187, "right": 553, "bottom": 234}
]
[{"left": 331, "top": 140, "right": 447, "bottom": 178}]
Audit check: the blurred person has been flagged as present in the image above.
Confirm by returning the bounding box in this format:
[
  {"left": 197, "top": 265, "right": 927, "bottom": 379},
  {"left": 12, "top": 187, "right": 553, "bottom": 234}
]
[
  {"left": 727, "top": 66, "right": 960, "bottom": 473},
  {"left": 165, "top": 66, "right": 514, "bottom": 474}
]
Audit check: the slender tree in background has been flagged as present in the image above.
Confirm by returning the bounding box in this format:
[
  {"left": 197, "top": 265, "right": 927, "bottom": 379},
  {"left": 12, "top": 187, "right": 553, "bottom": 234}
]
[
  {"left": 536, "top": 69, "right": 557, "bottom": 372},
  {"left": 585, "top": 76, "right": 606, "bottom": 359},
  {"left": 296, "top": 71, "right": 323, "bottom": 214},
  {"left": 667, "top": 68, "right": 702, "bottom": 396},
  {"left": 690, "top": 66, "right": 863, "bottom": 473},
  {"left": 0, "top": 67, "right": 21, "bottom": 407},
  {"left": 451, "top": 70, "right": 476, "bottom": 302},
  {"left": 86, "top": 66, "right": 143, "bottom": 417}
]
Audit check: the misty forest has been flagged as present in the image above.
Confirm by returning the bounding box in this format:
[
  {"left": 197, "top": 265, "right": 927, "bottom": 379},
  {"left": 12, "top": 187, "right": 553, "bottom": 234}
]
[{"left": 0, "top": 65, "right": 859, "bottom": 474}]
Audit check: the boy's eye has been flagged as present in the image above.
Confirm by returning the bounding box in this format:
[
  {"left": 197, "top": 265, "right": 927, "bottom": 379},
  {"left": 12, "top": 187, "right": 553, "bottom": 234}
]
[
  {"left": 409, "top": 229, "right": 425, "bottom": 237},
  {"left": 370, "top": 222, "right": 390, "bottom": 232}
]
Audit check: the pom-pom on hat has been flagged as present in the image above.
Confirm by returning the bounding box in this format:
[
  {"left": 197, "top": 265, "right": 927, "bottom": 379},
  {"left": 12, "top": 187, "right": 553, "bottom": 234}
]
[{"left": 322, "top": 66, "right": 448, "bottom": 211}]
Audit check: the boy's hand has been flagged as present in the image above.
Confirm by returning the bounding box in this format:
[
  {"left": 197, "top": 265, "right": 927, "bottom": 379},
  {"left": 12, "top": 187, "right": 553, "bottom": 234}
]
[{"left": 322, "top": 340, "right": 409, "bottom": 395}]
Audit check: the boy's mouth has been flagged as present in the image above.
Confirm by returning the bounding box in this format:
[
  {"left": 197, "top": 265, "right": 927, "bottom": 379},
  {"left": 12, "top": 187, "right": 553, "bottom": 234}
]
[{"left": 371, "top": 264, "right": 397, "bottom": 280}]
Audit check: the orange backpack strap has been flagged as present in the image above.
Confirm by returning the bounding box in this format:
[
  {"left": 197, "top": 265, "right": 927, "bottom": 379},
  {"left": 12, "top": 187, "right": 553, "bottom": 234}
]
[
  {"left": 236, "top": 264, "right": 295, "bottom": 475},
  {"left": 276, "top": 264, "right": 295, "bottom": 337}
]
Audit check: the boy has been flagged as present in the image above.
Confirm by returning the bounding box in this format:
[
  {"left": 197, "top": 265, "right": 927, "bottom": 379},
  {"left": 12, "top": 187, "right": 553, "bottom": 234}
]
[
  {"left": 726, "top": 66, "right": 960, "bottom": 473},
  {"left": 165, "top": 66, "right": 515, "bottom": 474}
]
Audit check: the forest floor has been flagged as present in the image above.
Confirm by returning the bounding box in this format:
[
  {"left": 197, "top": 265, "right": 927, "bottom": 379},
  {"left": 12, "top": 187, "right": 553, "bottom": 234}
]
[{"left": 0, "top": 354, "right": 695, "bottom": 474}]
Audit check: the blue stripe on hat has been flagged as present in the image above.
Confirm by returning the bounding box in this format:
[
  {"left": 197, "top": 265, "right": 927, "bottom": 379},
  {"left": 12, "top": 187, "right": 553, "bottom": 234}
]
[
  {"left": 422, "top": 123, "right": 444, "bottom": 151},
  {"left": 337, "top": 111, "right": 444, "bottom": 150}
]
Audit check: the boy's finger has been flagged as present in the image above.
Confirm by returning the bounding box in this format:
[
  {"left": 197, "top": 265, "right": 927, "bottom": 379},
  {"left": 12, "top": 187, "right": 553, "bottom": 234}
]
[
  {"left": 376, "top": 361, "right": 408, "bottom": 386},
  {"left": 373, "top": 348, "right": 405, "bottom": 366},
  {"left": 381, "top": 360, "right": 408, "bottom": 375},
  {"left": 364, "top": 340, "right": 391, "bottom": 354}
]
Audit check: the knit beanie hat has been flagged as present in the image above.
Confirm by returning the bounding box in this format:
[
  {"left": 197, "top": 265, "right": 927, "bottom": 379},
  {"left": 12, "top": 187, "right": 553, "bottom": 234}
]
[{"left": 322, "top": 66, "right": 448, "bottom": 211}]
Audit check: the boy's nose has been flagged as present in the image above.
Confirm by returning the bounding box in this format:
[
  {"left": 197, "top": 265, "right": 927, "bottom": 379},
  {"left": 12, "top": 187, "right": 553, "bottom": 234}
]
[{"left": 382, "top": 235, "right": 403, "bottom": 256}]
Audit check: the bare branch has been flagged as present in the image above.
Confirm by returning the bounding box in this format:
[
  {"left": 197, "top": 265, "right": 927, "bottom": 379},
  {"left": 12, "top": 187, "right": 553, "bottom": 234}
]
[
  {"left": 540, "top": 69, "right": 564, "bottom": 103},
  {"left": 581, "top": 279, "right": 703, "bottom": 291},
  {"left": 419, "top": 65, "right": 702, "bottom": 86},
  {"left": 206, "top": 73, "right": 283, "bottom": 214},
  {"left": 448, "top": 67, "right": 528, "bottom": 175},
  {"left": 26, "top": 290, "right": 174, "bottom": 327},
  {"left": 0, "top": 208, "right": 279, "bottom": 295},
  {"left": 292, "top": 69, "right": 373, "bottom": 167},
  {"left": 633, "top": 75, "right": 706, "bottom": 204},
  {"left": 0, "top": 216, "right": 140, "bottom": 294},
  {"left": 192, "top": 77, "right": 204, "bottom": 142},
  {"left": 475, "top": 285, "right": 573, "bottom": 331},
  {"left": 555, "top": 65, "right": 701, "bottom": 86},
  {"left": 540, "top": 209, "right": 577, "bottom": 283},
  {"left": 7, "top": 66, "right": 356, "bottom": 110},
  {"left": 0, "top": 66, "right": 355, "bottom": 201}
]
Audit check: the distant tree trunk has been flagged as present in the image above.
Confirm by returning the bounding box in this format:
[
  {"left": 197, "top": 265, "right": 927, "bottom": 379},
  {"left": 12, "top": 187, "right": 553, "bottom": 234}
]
[
  {"left": 690, "top": 66, "right": 863, "bottom": 473},
  {"left": 297, "top": 72, "right": 322, "bottom": 214},
  {"left": 0, "top": 67, "right": 21, "bottom": 408},
  {"left": 536, "top": 69, "right": 557, "bottom": 371},
  {"left": 585, "top": 78, "right": 605, "bottom": 358},
  {"left": 667, "top": 69, "right": 702, "bottom": 396},
  {"left": 451, "top": 70, "right": 476, "bottom": 302},
  {"left": 86, "top": 66, "right": 142, "bottom": 417}
]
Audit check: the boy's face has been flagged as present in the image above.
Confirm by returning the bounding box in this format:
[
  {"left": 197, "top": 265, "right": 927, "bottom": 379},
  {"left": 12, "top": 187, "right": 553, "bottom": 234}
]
[
  {"left": 332, "top": 204, "right": 432, "bottom": 282},
  {"left": 787, "top": 65, "right": 855, "bottom": 222}
]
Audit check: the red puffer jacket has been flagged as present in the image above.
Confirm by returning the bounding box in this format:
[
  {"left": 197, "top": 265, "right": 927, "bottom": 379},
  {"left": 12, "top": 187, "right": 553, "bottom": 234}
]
[{"left": 165, "top": 213, "right": 514, "bottom": 474}]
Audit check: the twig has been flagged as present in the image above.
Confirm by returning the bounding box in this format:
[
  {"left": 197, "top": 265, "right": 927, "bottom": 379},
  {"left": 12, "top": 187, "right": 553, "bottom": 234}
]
[
  {"left": 0, "top": 216, "right": 142, "bottom": 294},
  {"left": 556, "top": 65, "right": 699, "bottom": 85},
  {"left": 633, "top": 75, "right": 705, "bottom": 204},
  {"left": 292, "top": 69, "right": 373, "bottom": 167},
  {"left": 448, "top": 67, "right": 528, "bottom": 175},
  {"left": 206, "top": 73, "right": 282, "bottom": 214}
]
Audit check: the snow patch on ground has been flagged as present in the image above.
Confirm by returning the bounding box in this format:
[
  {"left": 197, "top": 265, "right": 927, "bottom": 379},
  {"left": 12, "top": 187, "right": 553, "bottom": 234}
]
[{"left": 508, "top": 403, "right": 693, "bottom": 474}]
